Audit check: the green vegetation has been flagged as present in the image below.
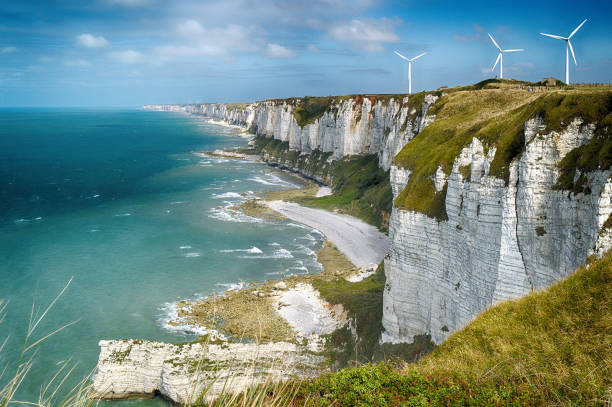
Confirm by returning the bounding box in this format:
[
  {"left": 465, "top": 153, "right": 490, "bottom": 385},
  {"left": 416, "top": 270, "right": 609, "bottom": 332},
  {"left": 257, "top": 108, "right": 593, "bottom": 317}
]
[
  {"left": 394, "top": 87, "right": 612, "bottom": 220},
  {"left": 295, "top": 363, "right": 541, "bottom": 407},
  {"left": 291, "top": 96, "right": 336, "bottom": 127},
  {"left": 553, "top": 95, "right": 612, "bottom": 192},
  {"left": 294, "top": 155, "right": 393, "bottom": 231},
  {"left": 253, "top": 135, "right": 333, "bottom": 183},
  {"left": 314, "top": 266, "right": 385, "bottom": 366},
  {"left": 254, "top": 136, "right": 392, "bottom": 231},
  {"left": 313, "top": 263, "right": 435, "bottom": 368},
  {"left": 415, "top": 248, "right": 612, "bottom": 404}
]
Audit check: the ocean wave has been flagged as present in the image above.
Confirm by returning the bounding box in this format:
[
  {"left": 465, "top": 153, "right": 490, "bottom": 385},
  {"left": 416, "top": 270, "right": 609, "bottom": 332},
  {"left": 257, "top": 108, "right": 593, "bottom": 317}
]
[
  {"left": 113, "top": 213, "right": 131, "bottom": 217},
  {"left": 179, "top": 245, "right": 192, "bottom": 249},
  {"left": 215, "top": 281, "right": 247, "bottom": 292},
  {"left": 184, "top": 252, "right": 201, "bottom": 258},
  {"left": 158, "top": 301, "right": 224, "bottom": 338},
  {"left": 273, "top": 248, "right": 293, "bottom": 258},
  {"left": 269, "top": 242, "right": 280, "bottom": 246},
  {"left": 248, "top": 174, "right": 298, "bottom": 187},
  {"left": 220, "top": 246, "right": 263, "bottom": 254},
  {"left": 212, "top": 192, "right": 242, "bottom": 199},
  {"left": 208, "top": 205, "right": 261, "bottom": 223},
  {"left": 13, "top": 217, "right": 43, "bottom": 224},
  {"left": 170, "top": 201, "right": 188, "bottom": 205}
]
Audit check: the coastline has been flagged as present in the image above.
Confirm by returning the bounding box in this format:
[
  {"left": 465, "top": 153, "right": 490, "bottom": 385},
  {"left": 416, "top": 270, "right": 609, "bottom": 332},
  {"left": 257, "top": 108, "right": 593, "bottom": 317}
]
[{"left": 92, "top": 133, "right": 390, "bottom": 402}]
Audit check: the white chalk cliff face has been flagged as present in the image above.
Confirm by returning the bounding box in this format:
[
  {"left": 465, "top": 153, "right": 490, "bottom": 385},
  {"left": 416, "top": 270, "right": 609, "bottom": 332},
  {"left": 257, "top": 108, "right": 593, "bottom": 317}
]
[
  {"left": 144, "top": 98, "right": 611, "bottom": 346},
  {"left": 383, "top": 118, "right": 612, "bottom": 344},
  {"left": 145, "top": 94, "right": 438, "bottom": 171},
  {"left": 91, "top": 340, "right": 324, "bottom": 404}
]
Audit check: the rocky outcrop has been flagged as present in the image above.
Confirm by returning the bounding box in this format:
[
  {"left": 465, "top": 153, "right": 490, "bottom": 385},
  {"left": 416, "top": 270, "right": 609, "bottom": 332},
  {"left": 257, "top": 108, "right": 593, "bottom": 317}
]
[
  {"left": 91, "top": 339, "right": 324, "bottom": 404},
  {"left": 383, "top": 118, "right": 612, "bottom": 344},
  {"left": 144, "top": 94, "right": 438, "bottom": 171}
]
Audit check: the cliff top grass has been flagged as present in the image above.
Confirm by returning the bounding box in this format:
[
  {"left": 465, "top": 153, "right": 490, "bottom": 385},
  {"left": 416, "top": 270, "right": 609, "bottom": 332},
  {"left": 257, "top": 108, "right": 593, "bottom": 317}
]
[
  {"left": 409, "top": 249, "right": 612, "bottom": 404},
  {"left": 393, "top": 84, "right": 612, "bottom": 220},
  {"left": 208, "top": 250, "right": 611, "bottom": 406}
]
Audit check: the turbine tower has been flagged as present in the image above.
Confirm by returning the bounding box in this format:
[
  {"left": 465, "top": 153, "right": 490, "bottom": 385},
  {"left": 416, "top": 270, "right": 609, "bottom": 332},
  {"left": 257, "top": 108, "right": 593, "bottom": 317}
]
[
  {"left": 540, "top": 19, "right": 587, "bottom": 84},
  {"left": 394, "top": 51, "right": 426, "bottom": 94},
  {"left": 488, "top": 33, "right": 524, "bottom": 79}
]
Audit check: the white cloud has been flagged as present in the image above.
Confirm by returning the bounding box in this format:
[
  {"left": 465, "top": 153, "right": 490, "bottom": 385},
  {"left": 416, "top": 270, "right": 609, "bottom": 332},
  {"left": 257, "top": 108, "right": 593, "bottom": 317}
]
[
  {"left": 155, "top": 20, "right": 258, "bottom": 60},
  {"left": 110, "top": 50, "right": 143, "bottom": 64},
  {"left": 266, "top": 43, "right": 296, "bottom": 59},
  {"left": 77, "top": 34, "right": 109, "bottom": 48},
  {"left": 328, "top": 18, "right": 400, "bottom": 51},
  {"left": 0, "top": 46, "right": 16, "bottom": 55},
  {"left": 64, "top": 59, "right": 91, "bottom": 67},
  {"left": 307, "top": 44, "right": 321, "bottom": 52},
  {"left": 177, "top": 19, "right": 205, "bottom": 37}
]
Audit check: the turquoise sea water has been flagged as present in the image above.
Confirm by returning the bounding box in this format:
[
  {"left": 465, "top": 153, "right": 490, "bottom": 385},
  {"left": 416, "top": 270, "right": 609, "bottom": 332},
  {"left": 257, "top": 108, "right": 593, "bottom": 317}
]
[{"left": 0, "top": 109, "right": 323, "bottom": 405}]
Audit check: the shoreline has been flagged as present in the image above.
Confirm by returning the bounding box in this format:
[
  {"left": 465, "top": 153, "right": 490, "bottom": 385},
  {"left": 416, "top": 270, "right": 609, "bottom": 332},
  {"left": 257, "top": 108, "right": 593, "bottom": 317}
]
[{"left": 92, "top": 124, "right": 389, "bottom": 403}]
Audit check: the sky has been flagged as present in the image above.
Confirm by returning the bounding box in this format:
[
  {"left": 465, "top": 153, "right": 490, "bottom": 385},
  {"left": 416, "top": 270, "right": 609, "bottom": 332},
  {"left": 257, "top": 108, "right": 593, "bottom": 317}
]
[{"left": 0, "top": 0, "right": 610, "bottom": 106}]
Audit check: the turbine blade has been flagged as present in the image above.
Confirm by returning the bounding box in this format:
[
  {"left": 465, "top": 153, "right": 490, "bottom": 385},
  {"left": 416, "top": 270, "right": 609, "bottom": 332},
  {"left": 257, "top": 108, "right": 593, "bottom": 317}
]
[
  {"left": 540, "top": 33, "right": 566, "bottom": 40},
  {"left": 503, "top": 49, "right": 524, "bottom": 52},
  {"left": 410, "top": 52, "right": 427, "bottom": 61},
  {"left": 393, "top": 50, "right": 410, "bottom": 61},
  {"left": 488, "top": 33, "right": 502, "bottom": 51},
  {"left": 569, "top": 19, "right": 587, "bottom": 38},
  {"left": 568, "top": 40, "right": 577, "bottom": 65},
  {"left": 492, "top": 53, "right": 501, "bottom": 71}
]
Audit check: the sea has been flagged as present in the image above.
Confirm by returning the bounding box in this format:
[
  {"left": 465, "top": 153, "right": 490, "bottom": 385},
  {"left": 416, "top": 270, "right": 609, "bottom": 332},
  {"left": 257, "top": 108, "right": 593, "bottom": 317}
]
[{"left": 0, "top": 108, "right": 324, "bottom": 405}]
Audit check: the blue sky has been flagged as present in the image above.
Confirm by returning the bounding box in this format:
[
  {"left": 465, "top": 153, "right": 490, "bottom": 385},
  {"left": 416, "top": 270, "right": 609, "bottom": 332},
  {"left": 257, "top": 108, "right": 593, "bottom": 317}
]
[{"left": 0, "top": 0, "right": 610, "bottom": 106}]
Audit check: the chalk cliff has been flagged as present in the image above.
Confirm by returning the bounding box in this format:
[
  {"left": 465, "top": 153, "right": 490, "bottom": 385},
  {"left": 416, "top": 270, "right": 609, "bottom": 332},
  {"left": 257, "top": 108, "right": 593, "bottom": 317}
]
[
  {"left": 145, "top": 87, "right": 612, "bottom": 346},
  {"left": 145, "top": 93, "right": 437, "bottom": 171},
  {"left": 91, "top": 339, "right": 324, "bottom": 404},
  {"left": 383, "top": 118, "right": 612, "bottom": 344}
]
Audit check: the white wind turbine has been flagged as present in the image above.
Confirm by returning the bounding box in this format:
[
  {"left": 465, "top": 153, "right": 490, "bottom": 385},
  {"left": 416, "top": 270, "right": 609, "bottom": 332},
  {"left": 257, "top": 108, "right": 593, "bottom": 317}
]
[
  {"left": 394, "top": 51, "right": 427, "bottom": 94},
  {"left": 540, "top": 19, "right": 587, "bottom": 84},
  {"left": 488, "top": 33, "right": 523, "bottom": 79}
]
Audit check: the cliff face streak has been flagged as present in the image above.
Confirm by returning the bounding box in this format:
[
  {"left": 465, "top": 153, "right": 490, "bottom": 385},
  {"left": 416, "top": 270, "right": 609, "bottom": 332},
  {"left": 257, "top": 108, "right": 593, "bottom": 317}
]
[{"left": 384, "top": 118, "right": 612, "bottom": 344}]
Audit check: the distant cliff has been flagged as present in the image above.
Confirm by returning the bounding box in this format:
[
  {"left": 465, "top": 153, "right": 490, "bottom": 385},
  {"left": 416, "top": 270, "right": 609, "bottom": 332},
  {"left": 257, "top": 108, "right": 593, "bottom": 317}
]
[
  {"left": 144, "top": 82, "right": 612, "bottom": 344},
  {"left": 144, "top": 93, "right": 437, "bottom": 171}
]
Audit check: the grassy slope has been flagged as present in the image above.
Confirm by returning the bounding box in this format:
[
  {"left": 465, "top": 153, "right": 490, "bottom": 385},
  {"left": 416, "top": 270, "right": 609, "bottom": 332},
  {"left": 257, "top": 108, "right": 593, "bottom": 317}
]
[
  {"left": 393, "top": 85, "right": 612, "bottom": 220},
  {"left": 294, "top": 155, "right": 393, "bottom": 232},
  {"left": 293, "top": 250, "right": 611, "bottom": 406},
  {"left": 254, "top": 136, "right": 393, "bottom": 232}
]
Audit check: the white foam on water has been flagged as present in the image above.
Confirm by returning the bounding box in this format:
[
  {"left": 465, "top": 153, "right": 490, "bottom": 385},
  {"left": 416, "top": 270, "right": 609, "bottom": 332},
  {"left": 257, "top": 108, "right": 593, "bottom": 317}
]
[
  {"left": 184, "top": 252, "right": 201, "bottom": 258},
  {"left": 158, "top": 301, "right": 225, "bottom": 338},
  {"left": 274, "top": 249, "right": 293, "bottom": 258},
  {"left": 113, "top": 213, "right": 131, "bottom": 217},
  {"left": 269, "top": 242, "right": 280, "bottom": 246},
  {"left": 170, "top": 201, "right": 188, "bottom": 205},
  {"left": 208, "top": 204, "right": 262, "bottom": 223},
  {"left": 220, "top": 246, "right": 262, "bottom": 254},
  {"left": 248, "top": 173, "right": 298, "bottom": 188},
  {"left": 212, "top": 192, "right": 242, "bottom": 199},
  {"left": 216, "top": 281, "right": 247, "bottom": 292},
  {"left": 179, "top": 245, "right": 192, "bottom": 249}
]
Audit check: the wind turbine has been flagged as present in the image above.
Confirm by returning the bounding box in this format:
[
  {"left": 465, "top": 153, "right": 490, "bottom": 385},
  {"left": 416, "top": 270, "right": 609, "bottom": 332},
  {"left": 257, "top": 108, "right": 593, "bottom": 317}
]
[
  {"left": 394, "top": 51, "right": 426, "bottom": 94},
  {"left": 540, "top": 19, "right": 587, "bottom": 84},
  {"left": 488, "top": 33, "right": 524, "bottom": 79}
]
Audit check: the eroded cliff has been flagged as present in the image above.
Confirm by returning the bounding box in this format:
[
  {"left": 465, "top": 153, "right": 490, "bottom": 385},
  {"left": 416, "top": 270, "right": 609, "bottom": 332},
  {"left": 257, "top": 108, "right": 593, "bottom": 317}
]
[{"left": 145, "top": 84, "right": 612, "bottom": 346}]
